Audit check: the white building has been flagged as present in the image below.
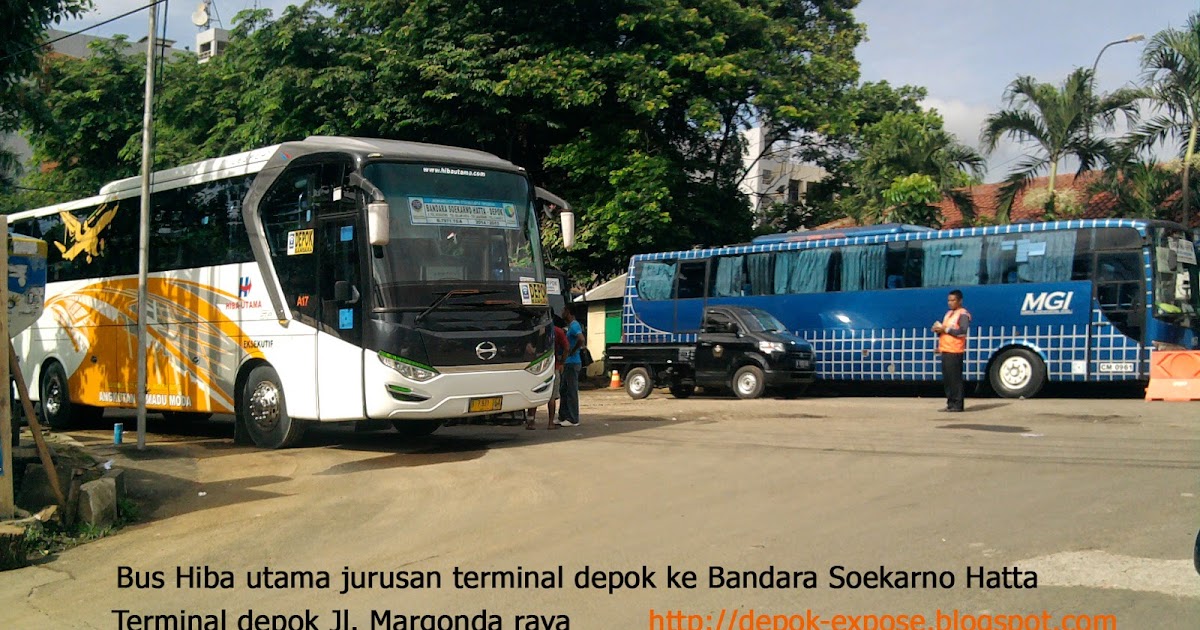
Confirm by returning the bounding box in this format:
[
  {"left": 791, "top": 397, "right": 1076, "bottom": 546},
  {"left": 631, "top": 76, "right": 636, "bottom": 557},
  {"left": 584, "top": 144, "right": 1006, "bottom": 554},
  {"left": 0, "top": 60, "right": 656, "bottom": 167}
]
[{"left": 738, "top": 125, "right": 826, "bottom": 226}]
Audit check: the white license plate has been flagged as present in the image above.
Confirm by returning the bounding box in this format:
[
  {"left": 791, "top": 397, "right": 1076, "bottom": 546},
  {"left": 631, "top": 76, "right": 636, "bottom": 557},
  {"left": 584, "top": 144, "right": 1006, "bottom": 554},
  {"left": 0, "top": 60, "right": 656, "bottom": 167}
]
[{"left": 795, "top": 360, "right": 811, "bottom": 369}]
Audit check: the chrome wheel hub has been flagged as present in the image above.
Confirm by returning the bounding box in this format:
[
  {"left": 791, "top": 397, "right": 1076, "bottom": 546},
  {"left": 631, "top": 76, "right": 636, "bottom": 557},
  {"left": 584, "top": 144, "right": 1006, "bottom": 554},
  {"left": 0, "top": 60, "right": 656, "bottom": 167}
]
[
  {"left": 45, "top": 376, "right": 63, "bottom": 416},
  {"left": 249, "top": 381, "right": 281, "bottom": 430},
  {"left": 629, "top": 374, "right": 647, "bottom": 395}
]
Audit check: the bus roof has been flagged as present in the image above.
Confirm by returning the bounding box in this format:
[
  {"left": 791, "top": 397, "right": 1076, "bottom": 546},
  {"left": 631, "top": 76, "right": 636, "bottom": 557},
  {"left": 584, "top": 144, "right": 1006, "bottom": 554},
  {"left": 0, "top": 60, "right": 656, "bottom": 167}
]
[
  {"left": 629, "top": 218, "right": 1166, "bottom": 265},
  {"left": 98, "top": 136, "right": 528, "bottom": 197},
  {"left": 751, "top": 223, "right": 934, "bottom": 245}
]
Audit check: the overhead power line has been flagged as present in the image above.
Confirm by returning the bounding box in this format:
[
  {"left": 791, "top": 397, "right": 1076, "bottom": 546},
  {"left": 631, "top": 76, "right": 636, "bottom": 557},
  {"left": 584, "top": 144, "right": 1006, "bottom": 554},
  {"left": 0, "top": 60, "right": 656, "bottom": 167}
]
[{"left": 0, "top": 0, "right": 168, "bottom": 66}]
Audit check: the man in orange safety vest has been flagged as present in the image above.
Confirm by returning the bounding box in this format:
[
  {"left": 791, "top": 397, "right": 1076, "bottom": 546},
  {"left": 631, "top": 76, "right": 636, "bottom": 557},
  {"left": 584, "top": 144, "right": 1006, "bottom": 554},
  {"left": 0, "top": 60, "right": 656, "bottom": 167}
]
[{"left": 932, "top": 289, "right": 971, "bottom": 412}]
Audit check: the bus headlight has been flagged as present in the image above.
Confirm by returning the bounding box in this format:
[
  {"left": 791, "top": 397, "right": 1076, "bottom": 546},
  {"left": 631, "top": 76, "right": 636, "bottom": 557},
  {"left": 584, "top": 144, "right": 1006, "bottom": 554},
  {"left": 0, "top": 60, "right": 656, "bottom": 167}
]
[
  {"left": 525, "top": 351, "right": 554, "bottom": 375},
  {"left": 758, "top": 341, "right": 785, "bottom": 354},
  {"left": 378, "top": 352, "right": 440, "bottom": 382}
]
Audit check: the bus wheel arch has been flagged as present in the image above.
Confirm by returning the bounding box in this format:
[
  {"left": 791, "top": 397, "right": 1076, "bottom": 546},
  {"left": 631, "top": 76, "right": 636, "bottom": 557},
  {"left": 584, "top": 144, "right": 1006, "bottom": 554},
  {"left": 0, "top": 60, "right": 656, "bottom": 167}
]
[
  {"left": 625, "top": 366, "right": 654, "bottom": 399},
  {"left": 235, "top": 360, "right": 306, "bottom": 449},
  {"left": 987, "top": 345, "right": 1047, "bottom": 399},
  {"left": 38, "top": 358, "right": 101, "bottom": 428}
]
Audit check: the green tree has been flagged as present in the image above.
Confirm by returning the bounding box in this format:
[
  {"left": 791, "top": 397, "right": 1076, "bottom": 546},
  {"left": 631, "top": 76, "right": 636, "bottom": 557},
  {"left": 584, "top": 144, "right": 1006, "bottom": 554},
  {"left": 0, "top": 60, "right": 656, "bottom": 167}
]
[
  {"left": 1133, "top": 12, "right": 1200, "bottom": 227},
  {"left": 0, "top": 0, "right": 92, "bottom": 200},
  {"left": 839, "top": 109, "right": 984, "bottom": 227},
  {"left": 1094, "top": 157, "right": 1193, "bottom": 220},
  {"left": 981, "top": 68, "right": 1139, "bottom": 222},
  {"left": 20, "top": 36, "right": 145, "bottom": 202}
]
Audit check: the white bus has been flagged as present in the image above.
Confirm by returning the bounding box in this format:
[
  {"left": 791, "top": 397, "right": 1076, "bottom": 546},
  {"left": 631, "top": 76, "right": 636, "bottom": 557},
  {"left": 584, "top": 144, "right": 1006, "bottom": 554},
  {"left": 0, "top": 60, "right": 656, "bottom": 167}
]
[{"left": 9, "top": 136, "right": 575, "bottom": 448}]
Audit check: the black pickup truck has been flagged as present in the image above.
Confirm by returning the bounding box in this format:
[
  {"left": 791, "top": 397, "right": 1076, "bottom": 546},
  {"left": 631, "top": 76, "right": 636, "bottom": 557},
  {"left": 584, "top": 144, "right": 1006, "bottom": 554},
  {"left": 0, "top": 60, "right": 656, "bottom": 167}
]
[{"left": 605, "top": 305, "right": 816, "bottom": 400}]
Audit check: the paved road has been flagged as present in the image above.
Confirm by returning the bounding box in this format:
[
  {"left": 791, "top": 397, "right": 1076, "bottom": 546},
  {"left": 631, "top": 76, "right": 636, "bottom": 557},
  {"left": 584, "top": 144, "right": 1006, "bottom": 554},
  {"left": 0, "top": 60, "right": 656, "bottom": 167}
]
[{"left": 2, "top": 389, "right": 1197, "bottom": 629}]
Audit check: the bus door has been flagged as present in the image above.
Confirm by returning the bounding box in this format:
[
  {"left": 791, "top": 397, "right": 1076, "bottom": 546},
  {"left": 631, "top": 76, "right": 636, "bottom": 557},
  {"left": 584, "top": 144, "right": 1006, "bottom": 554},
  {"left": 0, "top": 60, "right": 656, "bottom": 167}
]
[
  {"left": 673, "top": 260, "right": 709, "bottom": 334},
  {"left": 315, "top": 214, "right": 366, "bottom": 419},
  {"left": 1091, "top": 238, "right": 1146, "bottom": 377}
]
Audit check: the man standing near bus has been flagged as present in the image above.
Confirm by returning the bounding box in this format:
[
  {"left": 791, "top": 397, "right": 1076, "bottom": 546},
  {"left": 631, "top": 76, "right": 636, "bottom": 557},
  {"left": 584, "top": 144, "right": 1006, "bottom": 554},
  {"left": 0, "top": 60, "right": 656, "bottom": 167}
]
[
  {"left": 932, "top": 290, "right": 971, "bottom": 412},
  {"left": 557, "top": 305, "right": 583, "bottom": 427}
]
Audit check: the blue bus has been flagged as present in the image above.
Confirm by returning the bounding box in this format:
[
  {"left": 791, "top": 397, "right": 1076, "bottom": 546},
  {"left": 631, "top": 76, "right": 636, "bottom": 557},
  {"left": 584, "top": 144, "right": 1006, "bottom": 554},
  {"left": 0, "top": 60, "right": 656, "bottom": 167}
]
[{"left": 621, "top": 219, "right": 1199, "bottom": 397}]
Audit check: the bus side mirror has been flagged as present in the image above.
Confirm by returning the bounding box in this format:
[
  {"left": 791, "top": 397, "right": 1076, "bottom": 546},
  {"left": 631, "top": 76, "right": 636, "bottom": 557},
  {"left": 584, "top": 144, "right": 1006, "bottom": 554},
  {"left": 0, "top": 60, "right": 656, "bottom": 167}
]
[
  {"left": 536, "top": 187, "right": 575, "bottom": 250},
  {"left": 368, "top": 202, "right": 390, "bottom": 246},
  {"left": 561, "top": 210, "right": 575, "bottom": 250}
]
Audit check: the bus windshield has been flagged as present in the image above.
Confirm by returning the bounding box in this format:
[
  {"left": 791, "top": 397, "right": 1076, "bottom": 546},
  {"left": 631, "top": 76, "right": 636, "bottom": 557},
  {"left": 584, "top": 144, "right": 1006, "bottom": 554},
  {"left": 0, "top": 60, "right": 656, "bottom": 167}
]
[
  {"left": 1152, "top": 227, "right": 1200, "bottom": 327},
  {"left": 363, "top": 162, "right": 543, "bottom": 309}
]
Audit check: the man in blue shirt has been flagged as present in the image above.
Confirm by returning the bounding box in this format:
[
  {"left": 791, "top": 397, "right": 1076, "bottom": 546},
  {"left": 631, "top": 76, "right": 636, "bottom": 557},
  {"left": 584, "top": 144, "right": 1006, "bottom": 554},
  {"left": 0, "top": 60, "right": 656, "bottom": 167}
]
[{"left": 556, "top": 305, "right": 584, "bottom": 427}]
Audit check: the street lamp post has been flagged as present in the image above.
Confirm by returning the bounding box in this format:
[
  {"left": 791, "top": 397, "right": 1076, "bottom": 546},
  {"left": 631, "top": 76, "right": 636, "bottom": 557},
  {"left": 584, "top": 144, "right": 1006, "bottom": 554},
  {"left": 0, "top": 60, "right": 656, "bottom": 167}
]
[{"left": 1091, "top": 33, "right": 1146, "bottom": 80}]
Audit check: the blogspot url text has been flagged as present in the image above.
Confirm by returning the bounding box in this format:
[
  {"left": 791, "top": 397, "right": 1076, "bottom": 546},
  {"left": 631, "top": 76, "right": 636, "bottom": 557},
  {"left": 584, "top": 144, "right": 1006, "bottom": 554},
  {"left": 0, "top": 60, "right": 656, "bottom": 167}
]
[{"left": 648, "top": 609, "right": 1116, "bottom": 630}]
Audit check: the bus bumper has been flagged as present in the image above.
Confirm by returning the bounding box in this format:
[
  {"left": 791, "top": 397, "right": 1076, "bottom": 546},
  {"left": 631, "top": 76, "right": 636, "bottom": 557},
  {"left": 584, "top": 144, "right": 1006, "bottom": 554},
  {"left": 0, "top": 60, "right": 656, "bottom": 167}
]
[{"left": 365, "top": 360, "right": 554, "bottom": 420}]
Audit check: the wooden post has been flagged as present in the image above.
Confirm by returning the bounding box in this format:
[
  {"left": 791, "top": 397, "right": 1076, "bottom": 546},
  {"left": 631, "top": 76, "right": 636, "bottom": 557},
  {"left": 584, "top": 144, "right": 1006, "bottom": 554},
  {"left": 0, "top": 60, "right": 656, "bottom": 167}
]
[
  {"left": 1, "top": 217, "right": 12, "bottom": 519},
  {"left": 10, "top": 343, "right": 64, "bottom": 509}
]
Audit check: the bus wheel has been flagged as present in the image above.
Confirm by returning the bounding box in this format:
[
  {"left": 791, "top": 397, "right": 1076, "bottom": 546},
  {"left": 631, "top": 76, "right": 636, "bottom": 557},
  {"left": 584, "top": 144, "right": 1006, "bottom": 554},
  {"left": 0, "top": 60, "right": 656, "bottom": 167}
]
[
  {"left": 625, "top": 368, "right": 653, "bottom": 400},
  {"left": 40, "top": 361, "right": 83, "bottom": 429},
  {"left": 241, "top": 365, "right": 306, "bottom": 449},
  {"left": 669, "top": 383, "right": 695, "bottom": 399},
  {"left": 391, "top": 420, "right": 443, "bottom": 437},
  {"left": 732, "top": 365, "right": 766, "bottom": 400},
  {"left": 989, "top": 348, "right": 1046, "bottom": 398}
]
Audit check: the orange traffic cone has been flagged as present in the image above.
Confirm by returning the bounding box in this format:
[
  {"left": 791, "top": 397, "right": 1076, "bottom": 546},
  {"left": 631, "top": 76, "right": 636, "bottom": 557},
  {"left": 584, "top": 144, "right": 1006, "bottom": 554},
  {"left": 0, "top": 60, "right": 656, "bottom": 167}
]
[{"left": 609, "top": 369, "right": 621, "bottom": 389}]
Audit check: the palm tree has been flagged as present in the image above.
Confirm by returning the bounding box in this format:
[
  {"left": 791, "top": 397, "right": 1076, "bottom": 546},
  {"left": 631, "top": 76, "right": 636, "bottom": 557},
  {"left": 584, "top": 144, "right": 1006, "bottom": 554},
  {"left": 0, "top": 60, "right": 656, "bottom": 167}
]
[
  {"left": 850, "top": 110, "right": 986, "bottom": 226},
  {"left": 1093, "top": 157, "right": 1184, "bottom": 220},
  {"left": 1133, "top": 12, "right": 1200, "bottom": 227},
  {"left": 981, "top": 68, "right": 1139, "bottom": 222}
]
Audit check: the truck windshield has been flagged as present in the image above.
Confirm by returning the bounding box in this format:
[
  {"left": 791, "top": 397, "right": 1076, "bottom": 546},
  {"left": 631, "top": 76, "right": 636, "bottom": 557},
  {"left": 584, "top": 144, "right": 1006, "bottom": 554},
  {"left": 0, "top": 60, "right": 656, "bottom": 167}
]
[
  {"left": 1151, "top": 227, "right": 1200, "bottom": 328},
  {"left": 744, "top": 308, "right": 787, "bottom": 333},
  {"left": 363, "top": 162, "right": 543, "bottom": 309}
]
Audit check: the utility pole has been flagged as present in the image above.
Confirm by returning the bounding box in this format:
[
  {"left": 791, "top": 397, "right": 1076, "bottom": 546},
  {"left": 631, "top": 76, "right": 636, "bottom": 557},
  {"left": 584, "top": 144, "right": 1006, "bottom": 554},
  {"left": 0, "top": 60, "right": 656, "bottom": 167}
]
[{"left": 136, "top": 2, "right": 159, "bottom": 450}]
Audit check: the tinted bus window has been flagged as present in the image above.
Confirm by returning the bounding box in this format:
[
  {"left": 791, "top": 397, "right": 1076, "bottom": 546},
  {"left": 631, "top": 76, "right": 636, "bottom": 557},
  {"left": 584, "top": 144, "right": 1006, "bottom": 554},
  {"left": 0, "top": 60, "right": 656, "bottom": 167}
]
[
  {"left": 921, "top": 237, "right": 981, "bottom": 287},
  {"left": 841, "top": 244, "right": 886, "bottom": 291},
  {"left": 675, "top": 260, "right": 708, "bottom": 299},
  {"left": 635, "top": 260, "right": 675, "bottom": 300},
  {"left": 983, "top": 231, "right": 1076, "bottom": 284},
  {"left": 774, "top": 248, "right": 831, "bottom": 293}
]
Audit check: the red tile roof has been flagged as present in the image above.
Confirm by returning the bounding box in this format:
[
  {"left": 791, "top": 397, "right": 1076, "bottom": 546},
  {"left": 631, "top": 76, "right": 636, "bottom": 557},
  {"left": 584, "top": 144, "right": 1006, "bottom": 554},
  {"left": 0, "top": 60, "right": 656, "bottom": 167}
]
[{"left": 815, "top": 171, "right": 1137, "bottom": 230}]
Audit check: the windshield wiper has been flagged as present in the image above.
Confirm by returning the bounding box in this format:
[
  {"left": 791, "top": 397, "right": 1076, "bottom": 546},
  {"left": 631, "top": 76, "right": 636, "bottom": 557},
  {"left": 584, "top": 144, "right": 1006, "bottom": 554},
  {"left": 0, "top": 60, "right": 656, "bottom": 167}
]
[{"left": 415, "top": 289, "right": 500, "bottom": 323}]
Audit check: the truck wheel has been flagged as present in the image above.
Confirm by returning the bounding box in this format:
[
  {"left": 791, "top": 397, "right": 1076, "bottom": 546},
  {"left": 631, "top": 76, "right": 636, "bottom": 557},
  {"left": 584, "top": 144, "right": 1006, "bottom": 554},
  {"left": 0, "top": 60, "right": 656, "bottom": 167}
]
[
  {"left": 241, "top": 365, "right": 306, "bottom": 449},
  {"left": 39, "top": 360, "right": 102, "bottom": 428},
  {"left": 391, "top": 420, "right": 442, "bottom": 437},
  {"left": 988, "top": 348, "right": 1045, "bottom": 398},
  {"left": 732, "top": 365, "right": 766, "bottom": 399},
  {"left": 625, "top": 367, "right": 652, "bottom": 400},
  {"left": 669, "top": 384, "right": 695, "bottom": 399}
]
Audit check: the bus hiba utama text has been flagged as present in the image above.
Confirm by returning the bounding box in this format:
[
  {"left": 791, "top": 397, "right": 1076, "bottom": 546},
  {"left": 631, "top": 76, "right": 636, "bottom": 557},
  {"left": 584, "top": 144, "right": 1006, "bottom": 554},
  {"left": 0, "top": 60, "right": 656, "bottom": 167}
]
[
  {"left": 622, "top": 219, "right": 1199, "bottom": 397},
  {"left": 8, "top": 136, "right": 576, "bottom": 448}
]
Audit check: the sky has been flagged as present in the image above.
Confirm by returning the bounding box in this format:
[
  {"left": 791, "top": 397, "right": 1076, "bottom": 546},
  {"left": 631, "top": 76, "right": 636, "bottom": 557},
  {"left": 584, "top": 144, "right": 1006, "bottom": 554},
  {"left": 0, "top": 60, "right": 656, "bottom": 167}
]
[{"left": 54, "top": 0, "right": 1200, "bottom": 183}]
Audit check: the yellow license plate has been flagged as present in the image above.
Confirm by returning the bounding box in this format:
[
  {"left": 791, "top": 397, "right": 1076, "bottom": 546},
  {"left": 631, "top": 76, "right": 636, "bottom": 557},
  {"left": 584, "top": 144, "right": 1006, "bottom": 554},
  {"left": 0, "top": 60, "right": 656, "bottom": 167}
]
[{"left": 468, "top": 396, "right": 503, "bottom": 413}]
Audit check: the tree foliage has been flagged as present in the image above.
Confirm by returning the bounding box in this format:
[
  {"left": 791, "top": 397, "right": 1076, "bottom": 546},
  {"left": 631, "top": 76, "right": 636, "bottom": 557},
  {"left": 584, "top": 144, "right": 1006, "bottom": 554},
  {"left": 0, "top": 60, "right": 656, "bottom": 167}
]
[
  {"left": 836, "top": 108, "right": 984, "bottom": 226},
  {"left": 1134, "top": 11, "right": 1200, "bottom": 226},
  {"left": 982, "top": 68, "right": 1139, "bottom": 222},
  {"left": 0, "top": 0, "right": 92, "bottom": 193},
  {"left": 14, "top": 0, "right": 866, "bottom": 284}
]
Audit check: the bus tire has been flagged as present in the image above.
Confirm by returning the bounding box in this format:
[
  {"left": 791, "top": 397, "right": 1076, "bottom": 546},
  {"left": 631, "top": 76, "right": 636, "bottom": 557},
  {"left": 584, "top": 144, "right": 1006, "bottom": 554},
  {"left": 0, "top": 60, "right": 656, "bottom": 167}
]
[
  {"left": 989, "top": 348, "right": 1046, "bottom": 399},
  {"left": 241, "top": 365, "right": 306, "bottom": 449},
  {"left": 391, "top": 420, "right": 443, "bottom": 437},
  {"left": 732, "top": 365, "right": 766, "bottom": 399},
  {"left": 625, "top": 367, "right": 653, "bottom": 399},
  {"left": 39, "top": 360, "right": 94, "bottom": 429},
  {"left": 669, "top": 383, "right": 695, "bottom": 399}
]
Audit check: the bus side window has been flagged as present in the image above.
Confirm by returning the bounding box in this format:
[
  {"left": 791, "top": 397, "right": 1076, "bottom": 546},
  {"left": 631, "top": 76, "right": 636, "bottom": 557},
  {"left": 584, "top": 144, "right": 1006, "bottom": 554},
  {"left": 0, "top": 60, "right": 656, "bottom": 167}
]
[
  {"left": 905, "top": 241, "right": 924, "bottom": 288},
  {"left": 260, "top": 165, "right": 321, "bottom": 324},
  {"left": 885, "top": 242, "right": 907, "bottom": 288},
  {"left": 675, "top": 260, "right": 708, "bottom": 299}
]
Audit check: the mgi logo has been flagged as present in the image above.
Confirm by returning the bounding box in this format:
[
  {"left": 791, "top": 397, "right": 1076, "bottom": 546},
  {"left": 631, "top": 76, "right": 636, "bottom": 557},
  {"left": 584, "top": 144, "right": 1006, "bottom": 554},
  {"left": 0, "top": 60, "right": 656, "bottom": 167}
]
[
  {"left": 1021, "top": 291, "right": 1074, "bottom": 315},
  {"left": 239, "top": 277, "right": 252, "bottom": 298}
]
